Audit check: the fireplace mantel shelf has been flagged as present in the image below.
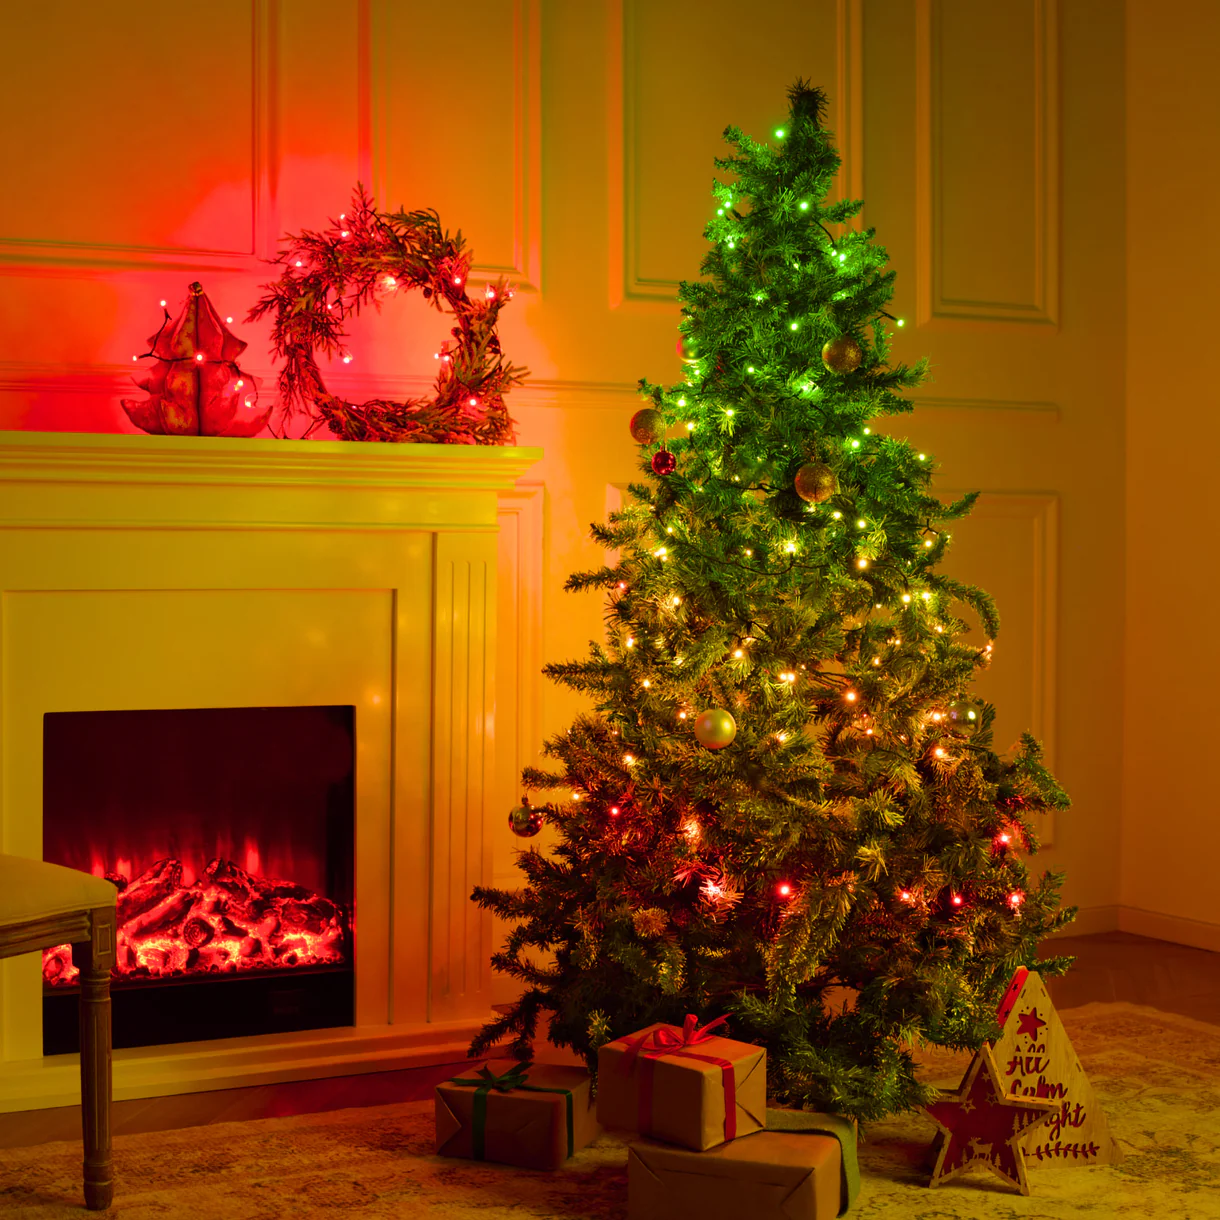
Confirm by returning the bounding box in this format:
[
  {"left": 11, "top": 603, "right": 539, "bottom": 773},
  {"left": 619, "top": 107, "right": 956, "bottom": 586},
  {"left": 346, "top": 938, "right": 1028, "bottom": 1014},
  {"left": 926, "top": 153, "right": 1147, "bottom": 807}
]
[
  {"left": 0, "top": 428, "right": 541, "bottom": 1111},
  {"left": 0, "top": 431, "right": 543, "bottom": 531}
]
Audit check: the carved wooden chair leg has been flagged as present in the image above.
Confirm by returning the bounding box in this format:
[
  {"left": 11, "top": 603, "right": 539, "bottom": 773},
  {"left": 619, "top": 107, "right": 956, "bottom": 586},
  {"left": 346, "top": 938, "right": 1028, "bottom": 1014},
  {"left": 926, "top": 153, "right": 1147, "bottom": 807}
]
[{"left": 71, "top": 906, "right": 116, "bottom": 1211}]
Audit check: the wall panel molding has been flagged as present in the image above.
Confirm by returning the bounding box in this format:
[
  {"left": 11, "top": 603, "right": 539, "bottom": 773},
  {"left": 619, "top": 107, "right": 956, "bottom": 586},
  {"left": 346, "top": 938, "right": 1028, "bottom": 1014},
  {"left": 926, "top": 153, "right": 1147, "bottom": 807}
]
[
  {"left": 834, "top": 0, "right": 865, "bottom": 214},
  {"left": 369, "top": 0, "right": 540, "bottom": 289},
  {"left": 611, "top": 0, "right": 858, "bottom": 305},
  {"left": 914, "top": 0, "right": 1059, "bottom": 326},
  {"left": 942, "top": 489, "right": 1059, "bottom": 843},
  {"left": 0, "top": 0, "right": 275, "bottom": 273}
]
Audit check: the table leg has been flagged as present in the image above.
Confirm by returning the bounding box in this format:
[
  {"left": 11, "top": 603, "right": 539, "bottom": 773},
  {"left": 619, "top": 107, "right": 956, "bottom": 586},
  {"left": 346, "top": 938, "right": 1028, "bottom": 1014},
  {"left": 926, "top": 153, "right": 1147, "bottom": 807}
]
[{"left": 72, "top": 907, "right": 116, "bottom": 1210}]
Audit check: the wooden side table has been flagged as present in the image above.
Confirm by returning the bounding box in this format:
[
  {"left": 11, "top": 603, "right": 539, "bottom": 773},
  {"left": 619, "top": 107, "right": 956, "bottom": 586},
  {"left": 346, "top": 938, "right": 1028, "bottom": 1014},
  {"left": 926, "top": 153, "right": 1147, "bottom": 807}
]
[{"left": 0, "top": 856, "right": 117, "bottom": 1210}]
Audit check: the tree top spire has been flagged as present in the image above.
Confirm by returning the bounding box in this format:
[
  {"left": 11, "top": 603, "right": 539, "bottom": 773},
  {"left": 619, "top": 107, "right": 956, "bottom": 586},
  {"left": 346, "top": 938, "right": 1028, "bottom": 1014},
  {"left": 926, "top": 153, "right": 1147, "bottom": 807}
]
[{"left": 787, "top": 79, "right": 828, "bottom": 126}]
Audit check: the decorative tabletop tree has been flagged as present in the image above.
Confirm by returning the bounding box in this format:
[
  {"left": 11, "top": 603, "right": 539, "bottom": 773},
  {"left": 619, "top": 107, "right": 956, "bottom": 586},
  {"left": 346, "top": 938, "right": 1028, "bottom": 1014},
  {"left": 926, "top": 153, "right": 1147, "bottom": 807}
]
[{"left": 473, "top": 82, "right": 1072, "bottom": 1123}]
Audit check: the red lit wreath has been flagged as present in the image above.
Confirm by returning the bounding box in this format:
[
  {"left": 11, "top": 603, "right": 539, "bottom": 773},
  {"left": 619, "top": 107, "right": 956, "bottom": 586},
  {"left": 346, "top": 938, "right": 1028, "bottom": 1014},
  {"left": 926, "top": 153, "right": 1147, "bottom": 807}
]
[{"left": 249, "top": 185, "right": 525, "bottom": 444}]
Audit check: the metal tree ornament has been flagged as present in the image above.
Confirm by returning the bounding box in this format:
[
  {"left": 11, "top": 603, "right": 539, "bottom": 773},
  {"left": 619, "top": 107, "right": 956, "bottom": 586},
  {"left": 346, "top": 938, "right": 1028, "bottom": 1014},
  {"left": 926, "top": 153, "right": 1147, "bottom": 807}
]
[{"left": 249, "top": 185, "right": 527, "bottom": 443}]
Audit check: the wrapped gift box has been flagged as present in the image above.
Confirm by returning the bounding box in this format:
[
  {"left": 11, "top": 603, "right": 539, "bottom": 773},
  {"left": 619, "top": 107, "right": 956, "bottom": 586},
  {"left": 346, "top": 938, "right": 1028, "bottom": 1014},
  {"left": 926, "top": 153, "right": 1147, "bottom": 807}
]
[
  {"left": 628, "top": 1118, "right": 859, "bottom": 1220},
  {"left": 597, "top": 1015, "right": 766, "bottom": 1151},
  {"left": 435, "top": 1059, "right": 600, "bottom": 1171}
]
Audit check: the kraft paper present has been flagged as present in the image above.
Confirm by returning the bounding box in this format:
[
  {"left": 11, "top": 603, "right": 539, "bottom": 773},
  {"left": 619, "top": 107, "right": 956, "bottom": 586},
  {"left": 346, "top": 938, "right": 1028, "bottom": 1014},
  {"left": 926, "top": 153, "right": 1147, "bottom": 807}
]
[
  {"left": 628, "top": 1129, "right": 850, "bottom": 1220},
  {"left": 435, "top": 1059, "right": 600, "bottom": 1171},
  {"left": 597, "top": 1016, "right": 767, "bottom": 1151}
]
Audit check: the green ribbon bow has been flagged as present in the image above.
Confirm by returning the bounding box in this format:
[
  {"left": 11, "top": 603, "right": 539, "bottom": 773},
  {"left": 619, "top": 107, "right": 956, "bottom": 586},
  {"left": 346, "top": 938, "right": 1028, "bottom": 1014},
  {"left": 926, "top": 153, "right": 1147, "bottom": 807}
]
[{"left": 446, "top": 1062, "right": 576, "bottom": 1162}]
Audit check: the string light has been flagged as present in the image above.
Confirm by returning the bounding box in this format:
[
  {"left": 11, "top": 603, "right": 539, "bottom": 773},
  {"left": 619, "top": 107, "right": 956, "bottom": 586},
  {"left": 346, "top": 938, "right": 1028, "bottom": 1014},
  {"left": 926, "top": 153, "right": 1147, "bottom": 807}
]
[
  {"left": 857, "top": 558, "right": 869, "bottom": 569},
  {"left": 899, "top": 889, "right": 912, "bottom": 902},
  {"left": 642, "top": 679, "right": 651, "bottom": 688},
  {"left": 734, "top": 649, "right": 744, "bottom": 658},
  {"left": 777, "top": 882, "right": 793, "bottom": 897},
  {"left": 844, "top": 690, "right": 857, "bottom": 702},
  {"left": 951, "top": 893, "right": 963, "bottom": 907},
  {"left": 609, "top": 805, "right": 621, "bottom": 817},
  {"left": 623, "top": 754, "right": 635, "bottom": 765},
  {"left": 626, "top": 637, "right": 635, "bottom": 648},
  {"left": 1008, "top": 892, "right": 1024, "bottom": 909}
]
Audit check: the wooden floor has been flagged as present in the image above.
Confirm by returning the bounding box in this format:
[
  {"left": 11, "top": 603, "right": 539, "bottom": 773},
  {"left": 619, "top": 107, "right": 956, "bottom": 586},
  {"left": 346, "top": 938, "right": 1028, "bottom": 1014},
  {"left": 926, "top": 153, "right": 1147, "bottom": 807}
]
[{"left": 1, "top": 931, "right": 1216, "bottom": 1151}]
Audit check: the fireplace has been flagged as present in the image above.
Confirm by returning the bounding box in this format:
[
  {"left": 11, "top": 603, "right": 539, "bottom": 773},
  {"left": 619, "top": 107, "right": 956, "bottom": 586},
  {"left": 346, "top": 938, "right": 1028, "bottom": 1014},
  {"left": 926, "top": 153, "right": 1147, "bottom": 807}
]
[
  {"left": 0, "top": 431, "right": 540, "bottom": 1112},
  {"left": 41, "top": 705, "right": 355, "bottom": 1053}
]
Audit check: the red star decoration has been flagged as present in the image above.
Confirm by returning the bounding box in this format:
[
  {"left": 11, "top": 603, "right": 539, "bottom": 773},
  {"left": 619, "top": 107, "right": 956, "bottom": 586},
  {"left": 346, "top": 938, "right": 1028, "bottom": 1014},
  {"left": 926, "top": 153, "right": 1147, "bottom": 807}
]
[
  {"left": 925, "top": 1044, "right": 1057, "bottom": 1194},
  {"left": 1016, "top": 1006, "right": 1047, "bottom": 1039}
]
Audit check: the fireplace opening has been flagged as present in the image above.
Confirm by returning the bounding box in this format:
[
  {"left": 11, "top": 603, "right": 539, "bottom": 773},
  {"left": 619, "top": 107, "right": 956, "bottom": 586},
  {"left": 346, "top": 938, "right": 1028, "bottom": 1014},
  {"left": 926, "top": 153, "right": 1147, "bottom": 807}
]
[{"left": 42, "top": 705, "right": 355, "bottom": 1054}]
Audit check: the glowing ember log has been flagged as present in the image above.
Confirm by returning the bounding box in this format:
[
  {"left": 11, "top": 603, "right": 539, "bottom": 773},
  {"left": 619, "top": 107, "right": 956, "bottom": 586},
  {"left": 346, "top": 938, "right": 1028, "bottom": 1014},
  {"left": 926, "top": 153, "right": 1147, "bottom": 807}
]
[{"left": 42, "top": 856, "right": 349, "bottom": 987}]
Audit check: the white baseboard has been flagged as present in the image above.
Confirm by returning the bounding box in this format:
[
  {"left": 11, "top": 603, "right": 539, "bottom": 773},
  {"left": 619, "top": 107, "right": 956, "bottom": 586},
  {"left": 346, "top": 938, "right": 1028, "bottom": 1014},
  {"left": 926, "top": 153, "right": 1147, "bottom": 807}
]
[
  {"left": 1117, "top": 905, "right": 1220, "bottom": 953},
  {"left": 1050, "top": 902, "right": 1220, "bottom": 952},
  {"left": 1052, "top": 904, "right": 1120, "bottom": 937}
]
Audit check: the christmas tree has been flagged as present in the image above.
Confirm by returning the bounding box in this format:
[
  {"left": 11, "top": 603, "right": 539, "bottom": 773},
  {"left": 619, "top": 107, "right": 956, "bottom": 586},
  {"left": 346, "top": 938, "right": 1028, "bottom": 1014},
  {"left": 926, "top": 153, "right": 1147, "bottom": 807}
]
[{"left": 472, "top": 82, "right": 1073, "bottom": 1122}]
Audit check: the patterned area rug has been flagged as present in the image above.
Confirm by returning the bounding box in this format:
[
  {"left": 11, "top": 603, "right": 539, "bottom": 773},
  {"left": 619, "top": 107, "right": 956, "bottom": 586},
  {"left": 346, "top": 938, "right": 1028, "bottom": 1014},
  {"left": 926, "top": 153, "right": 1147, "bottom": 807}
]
[{"left": 1, "top": 1002, "right": 1217, "bottom": 1219}]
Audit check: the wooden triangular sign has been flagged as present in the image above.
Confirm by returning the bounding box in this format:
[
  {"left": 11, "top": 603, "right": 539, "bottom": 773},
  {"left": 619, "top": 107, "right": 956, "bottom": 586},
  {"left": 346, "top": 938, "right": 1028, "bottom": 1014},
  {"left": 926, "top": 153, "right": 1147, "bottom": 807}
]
[{"left": 993, "top": 967, "right": 1122, "bottom": 1166}]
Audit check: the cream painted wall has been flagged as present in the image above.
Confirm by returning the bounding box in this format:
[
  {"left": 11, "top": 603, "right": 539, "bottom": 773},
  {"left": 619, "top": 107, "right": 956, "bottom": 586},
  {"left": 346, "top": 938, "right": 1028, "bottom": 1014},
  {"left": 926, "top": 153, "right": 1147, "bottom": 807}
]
[
  {"left": 1123, "top": 0, "right": 1220, "bottom": 948},
  {"left": 0, "top": 1, "right": 1204, "bottom": 963}
]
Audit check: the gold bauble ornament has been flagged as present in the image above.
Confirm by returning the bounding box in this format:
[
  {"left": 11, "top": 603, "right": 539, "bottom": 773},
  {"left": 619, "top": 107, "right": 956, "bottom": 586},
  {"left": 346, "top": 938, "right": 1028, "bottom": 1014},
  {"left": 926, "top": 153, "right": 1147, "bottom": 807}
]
[
  {"left": 629, "top": 408, "right": 664, "bottom": 444},
  {"left": 794, "top": 462, "right": 838, "bottom": 503},
  {"left": 676, "top": 335, "right": 702, "bottom": 365},
  {"left": 693, "top": 708, "right": 737, "bottom": 750},
  {"left": 821, "top": 335, "right": 863, "bottom": 374}
]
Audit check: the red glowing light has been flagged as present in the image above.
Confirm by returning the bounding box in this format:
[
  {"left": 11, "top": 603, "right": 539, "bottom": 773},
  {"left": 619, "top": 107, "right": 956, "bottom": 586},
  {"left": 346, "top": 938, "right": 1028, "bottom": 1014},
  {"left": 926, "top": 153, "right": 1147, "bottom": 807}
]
[
  {"left": 777, "top": 882, "right": 792, "bottom": 897},
  {"left": 951, "top": 893, "right": 963, "bottom": 906},
  {"left": 1008, "top": 891, "right": 1024, "bottom": 908},
  {"left": 609, "top": 805, "right": 620, "bottom": 816},
  {"left": 899, "top": 889, "right": 912, "bottom": 902},
  {"left": 42, "top": 856, "right": 348, "bottom": 988}
]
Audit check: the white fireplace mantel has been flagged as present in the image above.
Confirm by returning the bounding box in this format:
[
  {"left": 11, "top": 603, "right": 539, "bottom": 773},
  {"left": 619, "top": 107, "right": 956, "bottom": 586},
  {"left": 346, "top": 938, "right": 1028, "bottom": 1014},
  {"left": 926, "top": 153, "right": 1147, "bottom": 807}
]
[{"left": 0, "top": 430, "right": 541, "bottom": 1110}]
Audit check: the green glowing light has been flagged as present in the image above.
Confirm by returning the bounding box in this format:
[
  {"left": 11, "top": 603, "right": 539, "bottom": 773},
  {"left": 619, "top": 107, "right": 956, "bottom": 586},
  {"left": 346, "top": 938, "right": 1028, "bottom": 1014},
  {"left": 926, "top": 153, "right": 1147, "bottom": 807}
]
[
  {"left": 789, "top": 322, "right": 798, "bottom": 331},
  {"left": 717, "top": 208, "right": 724, "bottom": 215},
  {"left": 775, "top": 128, "right": 785, "bottom": 138},
  {"left": 897, "top": 319, "right": 906, "bottom": 327},
  {"left": 863, "top": 427, "right": 871, "bottom": 435},
  {"left": 746, "top": 367, "right": 754, "bottom": 374},
  {"left": 839, "top": 253, "right": 847, "bottom": 263},
  {"left": 856, "top": 519, "right": 867, "bottom": 529},
  {"left": 918, "top": 453, "right": 927, "bottom": 461},
  {"left": 728, "top": 241, "right": 735, "bottom": 249},
  {"left": 678, "top": 397, "right": 686, "bottom": 406},
  {"left": 851, "top": 440, "right": 861, "bottom": 449},
  {"left": 799, "top": 201, "right": 809, "bottom": 211},
  {"left": 726, "top": 408, "right": 735, "bottom": 416}
]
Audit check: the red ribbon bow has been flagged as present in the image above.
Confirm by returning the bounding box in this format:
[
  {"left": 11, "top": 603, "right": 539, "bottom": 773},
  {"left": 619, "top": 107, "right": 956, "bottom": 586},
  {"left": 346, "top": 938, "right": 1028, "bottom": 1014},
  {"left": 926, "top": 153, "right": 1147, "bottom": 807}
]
[{"left": 620, "top": 1014, "right": 738, "bottom": 1143}]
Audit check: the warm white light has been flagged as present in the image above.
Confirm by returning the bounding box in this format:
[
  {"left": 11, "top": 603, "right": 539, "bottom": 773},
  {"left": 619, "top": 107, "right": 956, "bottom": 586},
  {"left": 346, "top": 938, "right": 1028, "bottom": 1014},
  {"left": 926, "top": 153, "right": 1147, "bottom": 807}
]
[
  {"left": 295, "top": 261, "right": 303, "bottom": 267},
  {"left": 734, "top": 649, "right": 743, "bottom": 659},
  {"left": 160, "top": 299, "right": 167, "bottom": 307},
  {"left": 785, "top": 542, "right": 797, "bottom": 553},
  {"left": 934, "top": 747, "right": 946, "bottom": 758},
  {"left": 626, "top": 637, "right": 635, "bottom": 648},
  {"left": 844, "top": 690, "right": 857, "bottom": 702},
  {"left": 856, "top": 519, "right": 867, "bottom": 529},
  {"left": 340, "top": 230, "right": 349, "bottom": 237},
  {"left": 901, "top": 593, "right": 911, "bottom": 603},
  {"left": 672, "top": 595, "right": 681, "bottom": 605},
  {"left": 831, "top": 511, "right": 843, "bottom": 520},
  {"left": 857, "top": 558, "right": 869, "bottom": 569},
  {"left": 236, "top": 379, "right": 244, "bottom": 388},
  {"left": 924, "top": 539, "right": 934, "bottom": 548},
  {"left": 642, "top": 679, "right": 651, "bottom": 688},
  {"left": 226, "top": 316, "right": 233, "bottom": 324},
  {"left": 624, "top": 754, "right": 635, "bottom": 765},
  {"left": 195, "top": 354, "right": 204, "bottom": 362},
  {"left": 342, "top": 355, "right": 353, "bottom": 363}
]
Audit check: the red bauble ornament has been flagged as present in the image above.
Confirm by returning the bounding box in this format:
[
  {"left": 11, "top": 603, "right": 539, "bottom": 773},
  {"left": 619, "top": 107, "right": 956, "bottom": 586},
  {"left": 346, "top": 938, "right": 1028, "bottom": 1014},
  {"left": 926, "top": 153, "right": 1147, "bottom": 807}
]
[
  {"left": 630, "top": 408, "right": 664, "bottom": 444},
  {"left": 508, "top": 799, "right": 544, "bottom": 838},
  {"left": 651, "top": 449, "right": 677, "bottom": 476}
]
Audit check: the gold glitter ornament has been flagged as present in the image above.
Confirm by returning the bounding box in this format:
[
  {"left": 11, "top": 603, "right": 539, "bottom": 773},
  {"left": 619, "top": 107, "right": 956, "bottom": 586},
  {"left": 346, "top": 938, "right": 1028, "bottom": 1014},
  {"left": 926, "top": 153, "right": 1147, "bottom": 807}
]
[
  {"left": 629, "top": 408, "right": 664, "bottom": 444},
  {"left": 821, "top": 334, "right": 863, "bottom": 373},
  {"left": 693, "top": 708, "right": 737, "bottom": 750},
  {"left": 794, "top": 461, "right": 838, "bottom": 503}
]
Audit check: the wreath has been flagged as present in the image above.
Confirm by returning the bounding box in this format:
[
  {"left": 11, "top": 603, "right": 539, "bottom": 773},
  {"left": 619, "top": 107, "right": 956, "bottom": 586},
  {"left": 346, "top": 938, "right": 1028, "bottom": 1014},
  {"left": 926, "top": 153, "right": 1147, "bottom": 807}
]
[{"left": 249, "top": 185, "right": 526, "bottom": 444}]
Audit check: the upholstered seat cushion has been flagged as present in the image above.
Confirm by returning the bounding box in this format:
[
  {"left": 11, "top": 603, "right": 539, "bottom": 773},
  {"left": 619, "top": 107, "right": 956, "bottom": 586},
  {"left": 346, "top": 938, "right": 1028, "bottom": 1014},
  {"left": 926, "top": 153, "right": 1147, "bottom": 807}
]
[{"left": 0, "top": 855, "right": 117, "bottom": 927}]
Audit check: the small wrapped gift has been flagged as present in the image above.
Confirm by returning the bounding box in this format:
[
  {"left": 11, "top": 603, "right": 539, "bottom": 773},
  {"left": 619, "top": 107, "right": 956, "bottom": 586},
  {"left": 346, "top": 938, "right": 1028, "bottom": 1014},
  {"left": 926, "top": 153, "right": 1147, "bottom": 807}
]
[
  {"left": 597, "top": 1014, "right": 766, "bottom": 1151},
  {"left": 435, "top": 1059, "right": 600, "bottom": 1170},
  {"left": 628, "top": 1114, "right": 860, "bottom": 1220}
]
